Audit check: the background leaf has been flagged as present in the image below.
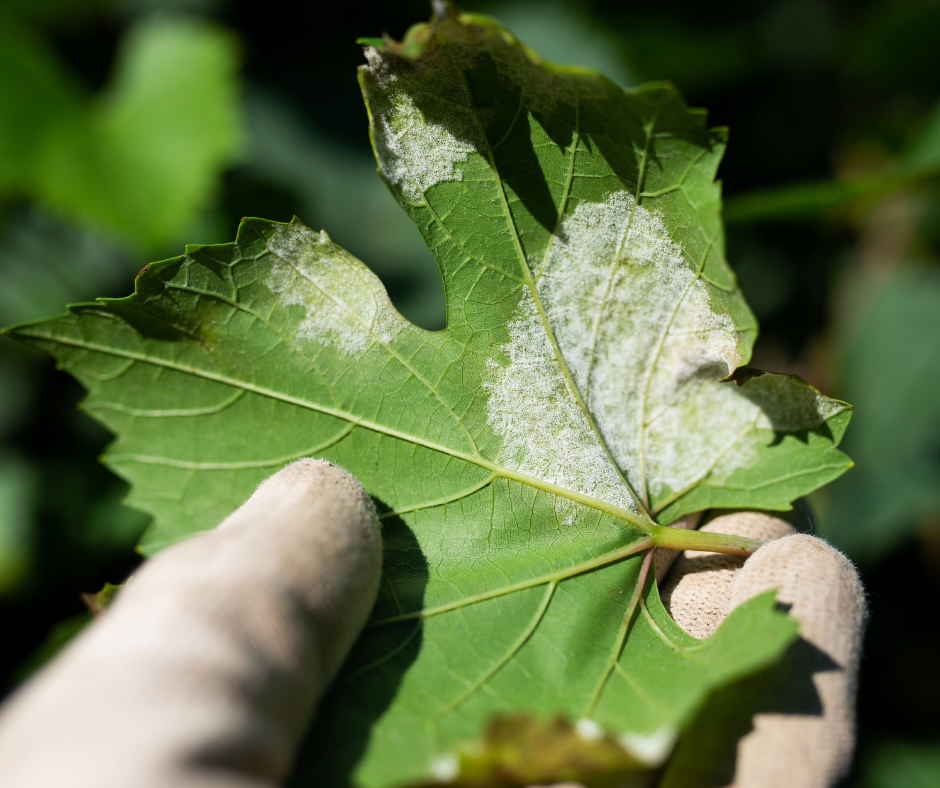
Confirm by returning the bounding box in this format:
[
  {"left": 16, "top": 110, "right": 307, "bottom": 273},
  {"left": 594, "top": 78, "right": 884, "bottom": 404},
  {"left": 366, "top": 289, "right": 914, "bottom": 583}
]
[
  {"left": 723, "top": 98, "right": 940, "bottom": 225},
  {"left": 0, "top": 23, "right": 82, "bottom": 196},
  {"left": 0, "top": 13, "right": 241, "bottom": 253},
  {"left": 33, "top": 16, "right": 241, "bottom": 250},
  {"left": 816, "top": 268, "right": 940, "bottom": 561}
]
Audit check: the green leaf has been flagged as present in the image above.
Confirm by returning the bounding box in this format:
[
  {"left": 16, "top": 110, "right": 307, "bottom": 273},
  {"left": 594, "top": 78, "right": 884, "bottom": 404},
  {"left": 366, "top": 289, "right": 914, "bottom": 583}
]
[
  {"left": 5, "top": 7, "right": 852, "bottom": 786},
  {"left": 0, "top": 23, "right": 82, "bottom": 195},
  {"left": 32, "top": 16, "right": 242, "bottom": 250},
  {"left": 0, "top": 451, "right": 35, "bottom": 594},
  {"left": 241, "top": 88, "right": 444, "bottom": 329},
  {"left": 80, "top": 580, "right": 124, "bottom": 615},
  {"left": 818, "top": 267, "right": 940, "bottom": 562}
]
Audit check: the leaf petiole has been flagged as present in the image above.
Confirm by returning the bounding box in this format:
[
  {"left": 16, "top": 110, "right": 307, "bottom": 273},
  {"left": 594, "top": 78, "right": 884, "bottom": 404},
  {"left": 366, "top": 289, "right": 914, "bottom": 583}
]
[
  {"left": 650, "top": 524, "right": 763, "bottom": 556},
  {"left": 368, "top": 523, "right": 762, "bottom": 631}
]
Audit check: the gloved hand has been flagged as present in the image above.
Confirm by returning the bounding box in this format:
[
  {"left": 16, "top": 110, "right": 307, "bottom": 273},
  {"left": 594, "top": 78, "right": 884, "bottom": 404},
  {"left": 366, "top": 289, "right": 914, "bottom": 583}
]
[
  {"left": 0, "top": 459, "right": 383, "bottom": 788},
  {"left": 0, "top": 459, "right": 867, "bottom": 788},
  {"left": 654, "top": 512, "right": 868, "bottom": 788}
]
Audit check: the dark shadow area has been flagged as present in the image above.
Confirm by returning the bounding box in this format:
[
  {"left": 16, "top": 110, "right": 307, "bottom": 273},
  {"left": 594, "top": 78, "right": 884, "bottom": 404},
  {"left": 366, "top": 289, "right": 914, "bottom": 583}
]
[
  {"left": 288, "top": 502, "right": 429, "bottom": 787},
  {"left": 584, "top": 78, "right": 715, "bottom": 203},
  {"left": 464, "top": 50, "right": 563, "bottom": 244},
  {"left": 735, "top": 373, "right": 836, "bottom": 444},
  {"left": 0, "top": 356, "right": 148, "bottom": 697},
  {"left": 657, "top": 634, "right": 838, "bottom": 788},
  {"left": 100, "top": 300, "right": 199, "bottom": 344},
  {"left": 844, "top": 539, "right": 940, "bottom": 784}
]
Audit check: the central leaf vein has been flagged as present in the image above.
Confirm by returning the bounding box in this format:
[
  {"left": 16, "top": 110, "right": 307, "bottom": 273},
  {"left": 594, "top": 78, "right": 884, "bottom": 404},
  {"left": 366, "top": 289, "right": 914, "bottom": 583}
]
[
  {"left": 28, "top": 329, "right": 651, "bottom": 530},
  {"left": 444, "top": 47, "right": 647, "bottom": 516},
  {"left": 368, "top": 535, "right": 653, "bottom": 627},
  {"left": 636, "top": 235, "right": 714, "bottom": 509}
]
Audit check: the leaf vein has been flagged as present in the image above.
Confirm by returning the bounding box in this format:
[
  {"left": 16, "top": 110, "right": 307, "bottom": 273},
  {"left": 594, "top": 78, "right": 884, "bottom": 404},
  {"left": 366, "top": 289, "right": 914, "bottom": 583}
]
[{"left": 431, "top": 580, "right": 557, "bottom": 718}]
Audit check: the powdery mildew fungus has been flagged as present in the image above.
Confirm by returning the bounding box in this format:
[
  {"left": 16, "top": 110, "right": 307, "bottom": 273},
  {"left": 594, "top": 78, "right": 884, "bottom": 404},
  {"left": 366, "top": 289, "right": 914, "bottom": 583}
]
[
  {"left": 645, "top": 381, "right": 764, "bottom": 498},
  {"left": 428, "top": 753, "right": 459, "bottom": 783},
  {"left": 577, "top": 718, "right": 678, "bottom": 770},
  {"left": 647, "top": 374, "right": 849, "bottom": 500},
  {"left": 484, "top": 292, "right": 639, "bottom": 518},
  {"left": 363, "top": 47, "right": 480, "bottom": 205},
  {"left": 265, "top": 223, "right": 405, "bottom": 355},
  {"left": 618, "top": 726, "right": 680, "bottom": 768},
  {"left": 536, "top": 191, "right": 849, "bottom": 503},
  {"left": 537, "top": 191, "right": 740, "bottom": 492}
]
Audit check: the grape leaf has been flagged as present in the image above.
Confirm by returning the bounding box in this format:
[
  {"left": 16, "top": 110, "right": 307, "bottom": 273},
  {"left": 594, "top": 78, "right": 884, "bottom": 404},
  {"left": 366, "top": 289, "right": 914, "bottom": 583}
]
[{"left": 3, "top": 6, "right": 852, "bottom": 786}]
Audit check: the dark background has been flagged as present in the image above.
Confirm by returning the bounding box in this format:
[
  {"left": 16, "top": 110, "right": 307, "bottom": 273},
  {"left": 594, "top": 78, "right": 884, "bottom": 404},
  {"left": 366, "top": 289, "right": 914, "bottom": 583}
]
[{"left": 1, "top": 0, "right": 939, "bottom": 783}]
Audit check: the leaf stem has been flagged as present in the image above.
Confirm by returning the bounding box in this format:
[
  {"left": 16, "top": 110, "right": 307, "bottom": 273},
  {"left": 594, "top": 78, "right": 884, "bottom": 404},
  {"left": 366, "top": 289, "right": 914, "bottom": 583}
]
[
  {"left": 651, "top": 524, "right": 762, "bottom": 556},
  {"left": 369, "top": 525, "right": 763, "bottom": 631},
  {"left": 368, "top": 535, "right": 655, "bottom": 626},
  {"left": 584, "top": 547, "right": 656, "bottom": 717}
]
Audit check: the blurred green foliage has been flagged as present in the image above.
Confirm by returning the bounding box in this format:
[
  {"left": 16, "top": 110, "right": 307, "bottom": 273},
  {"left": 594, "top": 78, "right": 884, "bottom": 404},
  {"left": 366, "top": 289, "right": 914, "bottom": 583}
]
[
  {"left": 819, "top": 268, "right": 940, "bottom": 561},
  {"left": 724, "top": 103, "right": 940, "bottom": 223},
  {"left": 0, "top": 0, "right": 245, "bottom": 687},
  {"left": 858, "top": 738, "right": 940, "bottom": 788},
  {"left": 34, "top": 18, "right": 240, "bottom": 248},
  {"left": 1, "top": 0, "right": 939, "bottom": 783},
  {"left": 0, "top": 13, "right": 240, "bottom": 251}
]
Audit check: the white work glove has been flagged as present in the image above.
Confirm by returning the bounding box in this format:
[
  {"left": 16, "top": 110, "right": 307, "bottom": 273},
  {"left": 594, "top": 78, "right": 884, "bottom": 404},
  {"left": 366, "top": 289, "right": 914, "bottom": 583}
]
[
  {"left": 0, "top": 459, "right": 866, "bottom": 788},
  {"left": 0, "top": 459, "right": 383, "bottom": 788},
  {"left": 654, "top": 512, "right": 868, "bottom": 788}
]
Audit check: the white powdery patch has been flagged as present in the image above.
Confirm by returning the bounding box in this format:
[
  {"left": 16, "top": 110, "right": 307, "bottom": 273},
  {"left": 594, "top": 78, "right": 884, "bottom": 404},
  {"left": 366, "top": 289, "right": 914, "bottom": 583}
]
[
  {"left": 484, "top": 292, "right": 638, "bottom": 516},
  {"left": 618, "top": 725, "right": 678, "bottom": 768},
  {"left": 645, "top": 381, "right": 761, "bottom": 498},
  {"left": 428, "top": 753, "right": 459, "bottom": 783},
  {"left": 645, "top": 373, "right": 849, "bottom": 499},
  {"left": 364, "top": 47, "right": 479, "bottom": 204},
  {"left": 537, "top": 191, "right": 740, "bottom": 493},
  {"left": 265, "top": 223, "right": 404, "bottom": 355},
  {"left": 575, "top": 717, "right": 605, "bottom": 743}
]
